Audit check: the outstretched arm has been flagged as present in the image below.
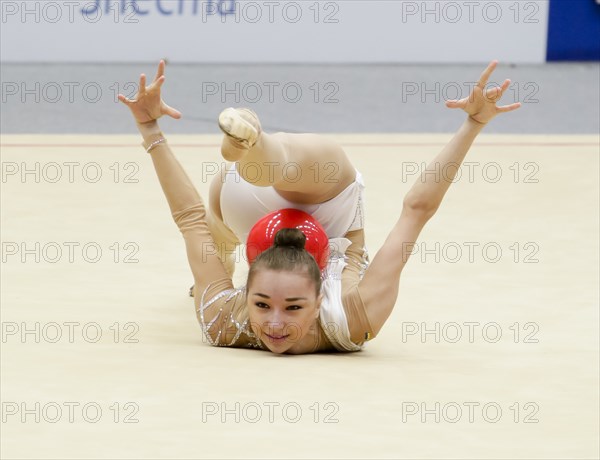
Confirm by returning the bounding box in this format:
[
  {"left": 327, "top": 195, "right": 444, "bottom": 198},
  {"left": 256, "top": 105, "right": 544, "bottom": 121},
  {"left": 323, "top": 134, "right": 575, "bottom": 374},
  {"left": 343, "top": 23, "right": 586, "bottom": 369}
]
[
  {"left": 403, "top": 60, "right": 521, "bottom": 213},
  {"left": 118, "top": 61, "right": 233, "bottom": 302},
  {"left": 357, "top": 60, "right": 522, "bottom": 339}
]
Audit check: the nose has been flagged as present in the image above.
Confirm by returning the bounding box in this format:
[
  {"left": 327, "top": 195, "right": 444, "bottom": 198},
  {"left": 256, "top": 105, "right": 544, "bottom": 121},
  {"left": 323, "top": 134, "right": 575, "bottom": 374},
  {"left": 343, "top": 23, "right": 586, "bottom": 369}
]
[{"left": 264, "top": 312, "right": 286, "bottom": 335}]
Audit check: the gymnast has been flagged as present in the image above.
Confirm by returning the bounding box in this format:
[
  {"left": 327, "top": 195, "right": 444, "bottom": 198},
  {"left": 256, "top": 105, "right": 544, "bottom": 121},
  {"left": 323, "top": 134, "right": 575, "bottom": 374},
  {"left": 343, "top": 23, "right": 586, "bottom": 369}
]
[{"left": 118, "top": 60, "right": 521, "bottom": 354}]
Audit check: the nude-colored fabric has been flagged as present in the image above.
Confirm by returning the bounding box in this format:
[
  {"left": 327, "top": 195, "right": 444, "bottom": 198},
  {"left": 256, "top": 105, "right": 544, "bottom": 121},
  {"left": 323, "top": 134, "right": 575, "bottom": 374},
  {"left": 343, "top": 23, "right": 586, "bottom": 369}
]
[
  {"left": 340, "top": 229, "right": 376, "bottom": 344},
  {"left": 225, "top": 130, "right": 357, "bottom": 198},
  {"left": 205, "top": 207, "right": 239, "bottom": 279}
]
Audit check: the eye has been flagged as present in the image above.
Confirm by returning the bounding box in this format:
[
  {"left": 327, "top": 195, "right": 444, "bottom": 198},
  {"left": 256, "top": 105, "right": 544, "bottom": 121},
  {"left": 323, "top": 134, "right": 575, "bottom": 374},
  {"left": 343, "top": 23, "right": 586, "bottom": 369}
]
[
  {"left": 255, "top": 302, "right": 269, "bottom": 309},
  {"left": 286, "top": 305, "right": 302, "bottom": 311}
]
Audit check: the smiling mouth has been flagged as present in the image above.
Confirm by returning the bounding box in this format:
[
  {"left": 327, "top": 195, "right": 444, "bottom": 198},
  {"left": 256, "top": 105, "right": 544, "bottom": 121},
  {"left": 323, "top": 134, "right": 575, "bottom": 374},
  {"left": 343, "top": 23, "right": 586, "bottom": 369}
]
[{"left": 264, "top": 333, "right": 290, "bottom": 342}]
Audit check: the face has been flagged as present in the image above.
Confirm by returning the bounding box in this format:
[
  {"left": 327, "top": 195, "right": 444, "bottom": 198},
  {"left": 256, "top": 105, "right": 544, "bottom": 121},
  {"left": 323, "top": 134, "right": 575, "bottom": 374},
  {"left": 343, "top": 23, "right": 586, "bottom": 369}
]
[{"left": 247, "top": 269, "right": 322, "bottom": 354}]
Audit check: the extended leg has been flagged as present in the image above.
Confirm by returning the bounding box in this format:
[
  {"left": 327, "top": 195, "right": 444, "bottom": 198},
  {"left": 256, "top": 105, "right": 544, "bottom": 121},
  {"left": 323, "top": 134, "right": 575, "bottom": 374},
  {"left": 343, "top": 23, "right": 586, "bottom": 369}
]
[{"left": 220, "top": 108, "right": 356, "bottom": 204}]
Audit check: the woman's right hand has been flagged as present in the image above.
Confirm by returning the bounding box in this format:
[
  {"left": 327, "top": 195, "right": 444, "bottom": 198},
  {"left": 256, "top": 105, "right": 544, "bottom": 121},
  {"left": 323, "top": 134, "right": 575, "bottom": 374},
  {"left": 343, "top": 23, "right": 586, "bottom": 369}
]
[{"left": 118, "top": 60, "right": 182, "bottom": 125}]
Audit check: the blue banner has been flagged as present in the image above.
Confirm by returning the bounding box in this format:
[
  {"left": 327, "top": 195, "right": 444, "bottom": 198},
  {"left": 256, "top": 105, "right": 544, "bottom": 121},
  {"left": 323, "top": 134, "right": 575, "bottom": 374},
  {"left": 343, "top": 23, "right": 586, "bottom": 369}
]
[{"left": 547, "top": 0, "right": 600, "bottom": 60}]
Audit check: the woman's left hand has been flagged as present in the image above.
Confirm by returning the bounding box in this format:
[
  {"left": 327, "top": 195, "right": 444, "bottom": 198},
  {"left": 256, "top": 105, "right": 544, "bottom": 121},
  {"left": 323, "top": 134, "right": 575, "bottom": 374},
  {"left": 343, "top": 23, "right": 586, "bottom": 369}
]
[{"left": 445, "top": 60, "right": 522, "bottom": 124}]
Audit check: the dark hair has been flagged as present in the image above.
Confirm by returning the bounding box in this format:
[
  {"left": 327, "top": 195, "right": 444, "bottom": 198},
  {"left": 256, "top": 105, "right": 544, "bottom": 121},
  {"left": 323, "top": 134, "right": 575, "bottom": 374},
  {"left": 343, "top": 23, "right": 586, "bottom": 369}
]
[{"left": 247, "top": 228, "right": 322, "bottom": 296}]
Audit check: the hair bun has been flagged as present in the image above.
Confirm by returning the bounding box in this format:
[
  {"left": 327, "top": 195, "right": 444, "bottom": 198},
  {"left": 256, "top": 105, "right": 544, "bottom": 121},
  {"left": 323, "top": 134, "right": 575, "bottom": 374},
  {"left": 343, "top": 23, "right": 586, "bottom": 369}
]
[{"left": 274, "top": 228, "right": 306, "bottom": 250}]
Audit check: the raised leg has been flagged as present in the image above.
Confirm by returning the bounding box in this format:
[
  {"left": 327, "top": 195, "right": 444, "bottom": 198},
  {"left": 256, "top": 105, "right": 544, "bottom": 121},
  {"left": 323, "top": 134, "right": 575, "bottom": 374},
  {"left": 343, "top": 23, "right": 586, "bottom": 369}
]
[{"left": 220, "top": 108, "right": 356, "bottom": 204}]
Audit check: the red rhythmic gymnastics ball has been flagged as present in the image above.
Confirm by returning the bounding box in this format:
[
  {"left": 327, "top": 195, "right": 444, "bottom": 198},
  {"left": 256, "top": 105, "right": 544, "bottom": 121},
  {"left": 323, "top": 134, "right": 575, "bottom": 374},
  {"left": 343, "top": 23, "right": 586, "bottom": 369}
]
[{"left": 246, "top": 208, "right": 330, "bottom": 271}]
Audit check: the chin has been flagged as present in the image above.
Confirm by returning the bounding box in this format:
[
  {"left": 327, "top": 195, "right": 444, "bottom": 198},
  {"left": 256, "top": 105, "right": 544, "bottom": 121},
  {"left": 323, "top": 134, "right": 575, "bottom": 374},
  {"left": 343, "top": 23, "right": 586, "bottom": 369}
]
[{"left": 265, "top": 343, "right": 291, "bottom": 354}]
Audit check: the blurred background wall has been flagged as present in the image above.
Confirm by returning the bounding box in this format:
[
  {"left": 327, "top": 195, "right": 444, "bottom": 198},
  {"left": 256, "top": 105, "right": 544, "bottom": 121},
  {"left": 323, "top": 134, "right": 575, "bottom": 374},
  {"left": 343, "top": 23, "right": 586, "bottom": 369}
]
[{"left": 1, "top": 0, "right": 597, "bottom": 64}]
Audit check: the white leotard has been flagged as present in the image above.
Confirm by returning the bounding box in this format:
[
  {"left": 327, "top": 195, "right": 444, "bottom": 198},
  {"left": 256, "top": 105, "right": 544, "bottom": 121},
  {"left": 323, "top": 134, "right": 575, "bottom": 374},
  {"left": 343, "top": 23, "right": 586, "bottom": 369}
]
[{"left": 219, "top": 164, "right": 365, "bottom": 243}]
